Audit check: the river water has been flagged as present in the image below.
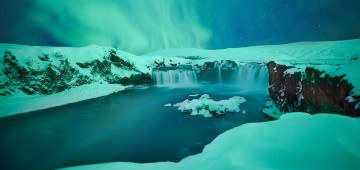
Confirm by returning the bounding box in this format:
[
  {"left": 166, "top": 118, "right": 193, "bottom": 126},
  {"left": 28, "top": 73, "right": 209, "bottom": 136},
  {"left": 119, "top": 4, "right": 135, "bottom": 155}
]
[{"left": 0, "top": 83, "right": 270, "bottom": 170}]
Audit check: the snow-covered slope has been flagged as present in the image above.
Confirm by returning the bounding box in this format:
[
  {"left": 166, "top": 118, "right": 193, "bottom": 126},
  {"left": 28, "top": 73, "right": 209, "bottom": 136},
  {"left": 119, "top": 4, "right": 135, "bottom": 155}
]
[
  {"left": 0, "top": 44, "right": 138, "bottom": 75},
  {"left": 0, "top": 44, "right": 143, "bottom": 95},
  {"left": 61, "top": 113, "right": 360, "bottom": 170},
  {"left": 0, "top": 44, "right": 147, "bottom": 117},
  {"left": 145, "top": 39, "right": 360, "bottom": 62}
]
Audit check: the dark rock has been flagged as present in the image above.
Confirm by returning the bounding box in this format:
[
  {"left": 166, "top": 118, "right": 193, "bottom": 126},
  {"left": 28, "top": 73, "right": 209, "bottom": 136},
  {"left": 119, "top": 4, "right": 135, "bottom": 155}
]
[
  {"left": 76, "top": 62, "right": 93, "bottom": 68},
  {"left": 107, "top": 73, "right": 151, "bottom": 85},
  {"left": 221, "top": 60, "right": 238, "bottom": 70},
  {"left": 109, "top": 50, "right": 135, "bottom": 70},
  {"left": 153, "top": 65, "right": 192, "bottom": 71},
  {"left": 201, "top": 62, "right": 216, "bottom": 70},
  {"left": 154, "top": 59, "right": 166, "bottom": 67},
  {"left": 176, "top": 55, "right": 204, "bottom": 60},
  {"left": 90, "top": 59, "right": 112, "bottom": 77},
  {"left": 19, "top": 86, "right": 35, "bottom": 95},
  {"left": 267, "top": 61, "right": 359, "bottom": 117},
  {"left": 38, "top": 54, "right": 50, "bottom": 61}
]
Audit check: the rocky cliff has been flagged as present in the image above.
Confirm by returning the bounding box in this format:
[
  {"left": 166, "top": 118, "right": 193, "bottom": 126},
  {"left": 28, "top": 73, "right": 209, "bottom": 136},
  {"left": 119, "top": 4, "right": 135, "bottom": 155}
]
[{"left": 266, "top": 61, "right": 360, "bottom": 117}]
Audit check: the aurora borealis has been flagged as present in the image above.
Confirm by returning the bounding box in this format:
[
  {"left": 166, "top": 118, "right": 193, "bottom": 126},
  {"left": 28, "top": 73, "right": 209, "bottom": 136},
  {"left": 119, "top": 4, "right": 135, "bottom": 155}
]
[{"left": 1, "top": 0, "right": 360, "bottom": 54}]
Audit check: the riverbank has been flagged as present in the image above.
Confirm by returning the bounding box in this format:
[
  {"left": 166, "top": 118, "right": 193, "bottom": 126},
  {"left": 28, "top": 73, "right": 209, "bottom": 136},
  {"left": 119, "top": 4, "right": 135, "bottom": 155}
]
[{"left": 0, "top": 83, "right": 128, "bottom": 117}]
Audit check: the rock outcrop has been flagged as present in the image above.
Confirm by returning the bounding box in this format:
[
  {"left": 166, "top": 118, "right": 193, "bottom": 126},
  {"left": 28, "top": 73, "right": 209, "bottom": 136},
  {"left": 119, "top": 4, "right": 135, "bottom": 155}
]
[
  {"left": 0, "top": 49, "right": 150, "bottom": 96},
  {"left": 267, "top": 61, "right": 360, "bottom": 117}
]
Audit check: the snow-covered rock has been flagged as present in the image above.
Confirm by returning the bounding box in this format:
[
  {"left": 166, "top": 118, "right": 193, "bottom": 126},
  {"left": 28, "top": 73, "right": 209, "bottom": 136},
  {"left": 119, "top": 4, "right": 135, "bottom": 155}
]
[
  {"left": 164, "top": 103, "right": 172, "bottom": 107},
  {"left": 189, "top": 94, "right": 199, "bottom": 97},
  {"left": 262, "top": 99, "right": 283, "bottom": 119},
  {"left": 173, "top": 94, "right": 246, "bottom": 117}
]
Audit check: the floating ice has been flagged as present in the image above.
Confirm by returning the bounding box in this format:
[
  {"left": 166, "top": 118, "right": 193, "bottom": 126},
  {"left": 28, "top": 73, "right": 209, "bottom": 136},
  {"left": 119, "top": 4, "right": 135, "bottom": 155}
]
[{"left": 189, "top": 94, "right": 199, "bottom": 97}]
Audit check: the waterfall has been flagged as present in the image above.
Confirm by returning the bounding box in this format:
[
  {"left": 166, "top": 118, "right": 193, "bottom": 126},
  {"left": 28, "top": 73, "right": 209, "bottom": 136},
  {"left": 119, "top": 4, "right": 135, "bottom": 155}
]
[
  {"left": 152, "top": 67, "right": 197, "bottom": 87},
  {"left": 216, "top": 62, "right": 222, "bottom": 83},
  {"left": 236, "top": 64, "right": 269, "bottom": 90},
  {"left": 151, "top": 63, "right": 268, "bottom": 90}
]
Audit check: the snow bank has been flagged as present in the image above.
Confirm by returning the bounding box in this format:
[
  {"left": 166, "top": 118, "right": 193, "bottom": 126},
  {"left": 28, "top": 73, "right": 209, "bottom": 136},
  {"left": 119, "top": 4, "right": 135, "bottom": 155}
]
[
  {"left": 145, "top": 39, "right": 360, "bottom": 63},
  {"left": 0, "top": 83, "right": 128, "bottom": 117},
  {"left": 172, "top": 94, "right": 246, "bottom": 117},
  {"left": 61, "top": 113, "right": 360, "bottom": 170},
  {"left": 262, "top": 99, "right": 283, "bottom": 119}
]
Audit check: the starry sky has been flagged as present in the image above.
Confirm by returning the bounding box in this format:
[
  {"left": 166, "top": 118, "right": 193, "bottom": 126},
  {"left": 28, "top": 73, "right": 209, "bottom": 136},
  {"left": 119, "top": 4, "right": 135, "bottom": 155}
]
[{"left": 1, "top": 0, "right": 360, "bottom": 55}]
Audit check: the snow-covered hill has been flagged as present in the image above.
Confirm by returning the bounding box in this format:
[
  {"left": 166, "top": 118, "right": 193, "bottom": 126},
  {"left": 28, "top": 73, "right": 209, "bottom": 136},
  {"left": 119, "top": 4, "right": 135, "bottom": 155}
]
[
  {"left": 0, "top": 44, "right": 147, "bottom": 96},
  {"left": 0, "top": 44, "right": 150, "bottom": 116}
]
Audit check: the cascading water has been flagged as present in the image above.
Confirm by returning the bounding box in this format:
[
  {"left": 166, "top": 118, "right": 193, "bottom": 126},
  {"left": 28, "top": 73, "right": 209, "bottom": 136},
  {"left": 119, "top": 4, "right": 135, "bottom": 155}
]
[
  {"left": 236, "top": 64, "right": 269, "bottom": 91},
  {"left": 152, "top": 66, "right": 197, "bottom": 87},
  {"left": 209, "top": 61, "right": 268, "bottom": 91},
  {"left": 216, "top": 62, "right": 222, "bottom": 83},
  {"left": 151, "top": 62, "right": 268, "bottom": 90}
]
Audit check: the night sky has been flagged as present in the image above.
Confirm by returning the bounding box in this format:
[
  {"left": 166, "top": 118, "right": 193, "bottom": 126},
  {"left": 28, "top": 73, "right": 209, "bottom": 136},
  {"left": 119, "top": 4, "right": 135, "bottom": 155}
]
[{"left": 1, "top": 0, "right": 360, "bottom": 55}]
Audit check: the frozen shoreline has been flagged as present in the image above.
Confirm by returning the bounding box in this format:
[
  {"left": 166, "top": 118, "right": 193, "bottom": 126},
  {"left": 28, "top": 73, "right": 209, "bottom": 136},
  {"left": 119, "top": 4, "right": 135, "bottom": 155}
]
[{"left": 0, "top": 83, "right": 128, "bottom": 118}]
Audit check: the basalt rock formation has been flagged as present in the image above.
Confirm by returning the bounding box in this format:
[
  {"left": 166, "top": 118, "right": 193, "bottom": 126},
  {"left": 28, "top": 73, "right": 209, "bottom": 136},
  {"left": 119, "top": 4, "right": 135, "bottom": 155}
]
[{"left": 267, "top": 61, "right": 360, "bottom": 117}]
